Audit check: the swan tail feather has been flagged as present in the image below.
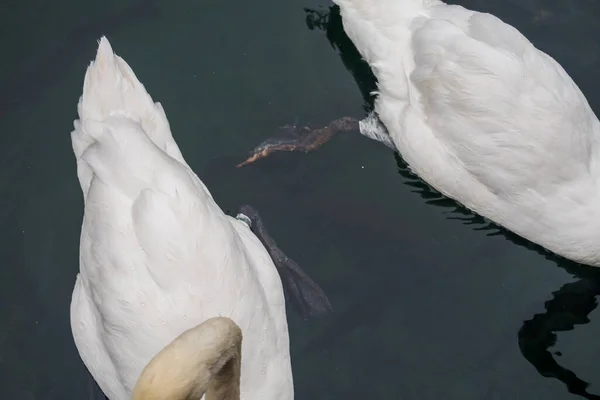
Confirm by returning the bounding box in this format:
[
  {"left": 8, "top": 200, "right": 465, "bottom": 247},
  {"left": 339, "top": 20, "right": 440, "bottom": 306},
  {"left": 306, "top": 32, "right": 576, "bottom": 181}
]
[{"left": 71, "top": 36, "right": 186, "bottom": 198}]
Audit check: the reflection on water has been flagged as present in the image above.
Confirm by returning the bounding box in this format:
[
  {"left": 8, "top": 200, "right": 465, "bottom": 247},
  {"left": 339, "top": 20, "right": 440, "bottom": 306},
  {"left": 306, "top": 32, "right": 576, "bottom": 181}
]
[
  {"left": 303, "top": 3, "right": 600, "bottom": 399},
  {"left": 396, "top": 149, "right": 600, "bottom": 399},
  {"left": 519, "top": 276, "right": 600, "bottom": 400},
  {"left": 305, "top": 6, "right": 376, "bottom": 114}
]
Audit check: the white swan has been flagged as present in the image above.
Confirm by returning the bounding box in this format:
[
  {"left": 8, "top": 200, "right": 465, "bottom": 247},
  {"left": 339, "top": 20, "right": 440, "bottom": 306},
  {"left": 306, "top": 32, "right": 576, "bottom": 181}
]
[
  {"left": 241, "top": 0, "right": 600, "bottom": 267},
  {"left": 337, "top": 0, "right": 600, "bottom": 267},
  {"left": 69, "top": 37, "right": 294, "bottom": 400},
  {"left": 131, "top": 316, "right": 243, "bottom": 400}
]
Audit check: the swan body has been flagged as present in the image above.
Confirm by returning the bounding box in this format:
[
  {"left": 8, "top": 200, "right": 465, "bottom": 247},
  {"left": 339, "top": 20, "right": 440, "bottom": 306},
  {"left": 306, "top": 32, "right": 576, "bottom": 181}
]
[
  {"left": 70, "top": 37, "right": 293, "bottom": 400},
  {"left": 335, "top": 0, "right": 600, "bottom": 265}
]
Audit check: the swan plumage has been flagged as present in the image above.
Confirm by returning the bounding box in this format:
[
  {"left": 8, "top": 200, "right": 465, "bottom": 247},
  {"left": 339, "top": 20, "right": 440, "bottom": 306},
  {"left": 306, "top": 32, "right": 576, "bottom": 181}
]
[
  {"left": 70, "top": 37, "right": 293, "bottom": 400},
  {"left": 335, "top": 0, "right": 600, "bottom": 265}
]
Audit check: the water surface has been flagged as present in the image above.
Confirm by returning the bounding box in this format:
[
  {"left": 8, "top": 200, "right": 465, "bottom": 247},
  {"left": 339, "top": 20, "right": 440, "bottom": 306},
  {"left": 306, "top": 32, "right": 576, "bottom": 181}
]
[{"left": 1, "top": 0, "right": 599, "bottom": 398}]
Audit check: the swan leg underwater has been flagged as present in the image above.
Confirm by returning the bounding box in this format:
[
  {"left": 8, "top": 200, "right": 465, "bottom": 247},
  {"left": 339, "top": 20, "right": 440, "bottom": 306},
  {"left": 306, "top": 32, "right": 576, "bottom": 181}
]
[
  {"left": 236, "top": 205, "right": 333, "bottom": 318},
  {"left": 236, "top": 116, "right": 363, "bottom": 167},
  {"left": 238, "top": 0, "right": 600, "bottom": 268}
]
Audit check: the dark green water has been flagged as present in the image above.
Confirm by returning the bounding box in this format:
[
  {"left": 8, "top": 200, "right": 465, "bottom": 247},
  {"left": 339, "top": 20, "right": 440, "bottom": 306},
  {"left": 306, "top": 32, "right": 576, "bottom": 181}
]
[{"left": 1, "top": 0, "right": 599, "bottom": 398}]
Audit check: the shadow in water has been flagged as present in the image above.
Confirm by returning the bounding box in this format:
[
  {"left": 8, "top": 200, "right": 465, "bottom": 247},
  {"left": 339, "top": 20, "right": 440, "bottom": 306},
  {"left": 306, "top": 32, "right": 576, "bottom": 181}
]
[
  {"left": 519, "top": 277, "right": 600, "bottom": 400},
  {"left": 305, "top": 6, "right": 376, "bottom": 114},
  {"left": 395, "top": 147, "right": 600, "bottom": 399},
  {"left": 303, "top": 4, "right": 600, "bottom": 398}
]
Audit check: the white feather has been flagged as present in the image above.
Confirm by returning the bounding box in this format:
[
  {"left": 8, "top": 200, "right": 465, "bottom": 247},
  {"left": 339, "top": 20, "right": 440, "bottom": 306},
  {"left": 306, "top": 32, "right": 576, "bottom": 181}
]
[
  {"left": 70, "top": 37, "right": 293, "bottom": 400},
  {"left": 334, "top": 0, "right": 600, "bottom": 265}
]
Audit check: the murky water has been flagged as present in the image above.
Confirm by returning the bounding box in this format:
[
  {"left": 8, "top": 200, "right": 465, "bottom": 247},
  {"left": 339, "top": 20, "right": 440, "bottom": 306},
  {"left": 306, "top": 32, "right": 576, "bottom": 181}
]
[{"left": 1, "top": 0, "right": 599, "bottom": 398}]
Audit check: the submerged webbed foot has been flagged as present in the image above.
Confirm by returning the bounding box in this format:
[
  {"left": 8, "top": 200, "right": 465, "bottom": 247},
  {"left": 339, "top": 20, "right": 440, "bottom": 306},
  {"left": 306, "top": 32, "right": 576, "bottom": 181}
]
[
  {"left": 236, "top": 205, "right": 333, "bottom": 319},
  {"left": 236, "top": 117, "right": 359, "bottom": 167}
]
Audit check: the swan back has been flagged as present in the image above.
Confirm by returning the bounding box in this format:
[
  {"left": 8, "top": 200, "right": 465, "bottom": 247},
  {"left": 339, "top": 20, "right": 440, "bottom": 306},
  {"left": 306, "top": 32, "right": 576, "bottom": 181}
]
[
  {"left": 70, "top": 37, "right": 292, "bottom": 399},
  {"left": 335, "top": 0, "right": 600, "bottom": 264}
]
